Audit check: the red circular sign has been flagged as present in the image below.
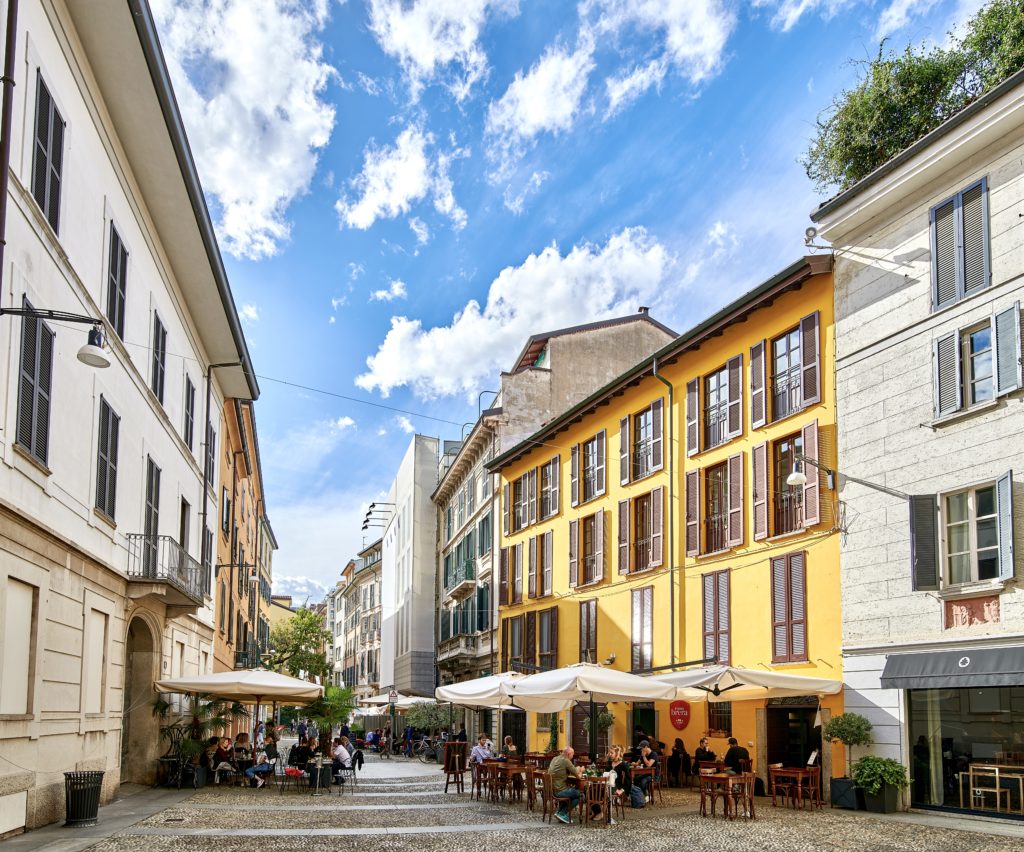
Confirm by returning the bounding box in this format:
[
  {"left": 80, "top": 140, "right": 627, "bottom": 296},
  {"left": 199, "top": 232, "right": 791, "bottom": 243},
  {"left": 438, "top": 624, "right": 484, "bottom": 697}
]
[{"left": 669, "top": 701, "right": 691, "bottom": 730}]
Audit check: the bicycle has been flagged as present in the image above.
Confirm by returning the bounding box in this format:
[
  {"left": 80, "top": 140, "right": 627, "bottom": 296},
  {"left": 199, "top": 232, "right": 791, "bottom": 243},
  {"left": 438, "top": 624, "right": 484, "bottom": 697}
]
[{"left": 415, "top": 738, "right": 444, "bottom": 764}]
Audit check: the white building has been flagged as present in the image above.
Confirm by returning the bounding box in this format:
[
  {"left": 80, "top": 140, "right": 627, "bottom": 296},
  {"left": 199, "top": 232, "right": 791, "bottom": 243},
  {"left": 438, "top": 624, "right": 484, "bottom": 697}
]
[
  {"left": 0, "top": 0, "right": 256, "bottom": 834},
  {"left": 813, "top": 68, "right": 1024, "bottom": 817}
]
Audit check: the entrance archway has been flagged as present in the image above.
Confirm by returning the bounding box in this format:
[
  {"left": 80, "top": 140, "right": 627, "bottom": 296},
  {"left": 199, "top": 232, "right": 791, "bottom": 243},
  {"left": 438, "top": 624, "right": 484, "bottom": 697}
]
[{"left": 121, "top": 615, "right": 158, "bottom": 783}]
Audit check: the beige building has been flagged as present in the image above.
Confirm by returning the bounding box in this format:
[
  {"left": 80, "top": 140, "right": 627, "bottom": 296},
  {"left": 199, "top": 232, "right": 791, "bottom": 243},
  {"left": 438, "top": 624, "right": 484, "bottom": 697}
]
[{"left": 341, "top": 540, "right": 382, "bottom": 702}]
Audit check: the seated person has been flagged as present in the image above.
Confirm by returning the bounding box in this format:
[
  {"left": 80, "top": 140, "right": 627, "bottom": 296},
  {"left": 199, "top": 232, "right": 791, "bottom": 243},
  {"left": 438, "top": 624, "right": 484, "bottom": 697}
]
[
  {"left": 632, "top": 741, "right": 657, "bottom": 794},
  {"left": 609, "top": 745, "right": 643, "bottom": 809},
  {"left": 332, "top": 737, "right": 351, "bottom": 784},
  {"left": 199, "top": 736, "right": 220, "bottom": 771},
  {"left": 723, "top": 737, "right": 751, "bottom": 775},
  {"left": 245, "top": 735, "right": 277, "bottom": 788},
  {"left": 548, "top": 746, "right": 582, "bottom": 824},
  {"left": 365, "top": 729, "right": 379, "bottom": 752},
  {"left": 693, "top": 737, "right": 716, "bottom": 773},
  {"left": 233, "top": 732, "right": 252, "bottom": 763},
  {"left": 470, "top": 734, "right": 494, "bottom": 765},
  {"left": 500, "top": 735, "right": 518, "bottom": 761},
  {"left": 340, "top": 736, "right": 363, "bottom": 770},
  {"left": 211, "top": 737, "right": 235, "bottom": 784},
  {"left": 290, "top": 737, "right": 313, "bottom": 768},
  {"left": 668, "top": 738, "right": 689, "bottom": 786}
]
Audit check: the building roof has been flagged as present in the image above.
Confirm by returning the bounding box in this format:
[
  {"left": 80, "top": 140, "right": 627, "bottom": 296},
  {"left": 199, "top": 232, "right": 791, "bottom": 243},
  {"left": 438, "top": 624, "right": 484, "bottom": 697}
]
[
  {"left": 508, "top": 310, "right": 677, "bottom": 374},
  {"left": 811, "top": 67, "right": 1024, "bottom": 223},
  {"left": 488, "top": 254, "right": 832, "bottom": 472}
]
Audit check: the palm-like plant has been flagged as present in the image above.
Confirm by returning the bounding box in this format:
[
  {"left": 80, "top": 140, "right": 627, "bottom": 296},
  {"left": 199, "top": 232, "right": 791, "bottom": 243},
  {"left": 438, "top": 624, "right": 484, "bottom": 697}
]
[
  {"left": 305, "top": 685, "right": 357, "bottom": 743},
  {"left": 154, "top": 694, "right": 250, "bottom": 763}
]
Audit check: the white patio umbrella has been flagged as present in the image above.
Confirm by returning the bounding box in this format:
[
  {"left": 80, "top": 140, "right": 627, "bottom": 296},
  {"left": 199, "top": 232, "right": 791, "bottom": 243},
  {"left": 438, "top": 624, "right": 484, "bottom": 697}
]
[
  {"left": 362, "top": 691, "right": 406, "bottom": 706},
  {"left": 434, "top": 671, "right": 525, "bottom": 708},
  {"left": 394, "top": 696, "right": 436, "bottom": 710},
  {"left": 504, "top": 662, "right": 677, "bottom": 712},
  {"left": 651, "top": 665, "right": 843, "bottom": 702}
]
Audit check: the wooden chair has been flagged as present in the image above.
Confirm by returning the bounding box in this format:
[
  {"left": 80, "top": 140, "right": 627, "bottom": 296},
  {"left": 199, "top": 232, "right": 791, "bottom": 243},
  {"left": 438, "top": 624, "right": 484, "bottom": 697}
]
[
  {"left": 485, "top": 761, "right": 504, "bottom": 802},
  {"left": 739, "top": 758, "right": 752, "bottom": 774},
  {"left": 650, "top": 755, "right": 667, "bottom": 805},
  {"left": 532, "top": 771, "right": 554, "bottom": 823},
  {"left": 794, "top": 766, "right": 822, "bottom": 809},
  {"left": 730, "top": 772, "right": 756, "bottom": 819},
  {"left": 584, "top": 777, "right": 609, "bottom": 826},
  {"left": 698, "top": 770, "right": 728, "bottom": 818},
  {"left": 768, "top": 764, "right": 794, "bottom": 807},
  {"left": 610, "top": 783, "right": 628, "bottom": 822},
  {"left": 471, "top": 762, "right": 488, "bottom": 800}
]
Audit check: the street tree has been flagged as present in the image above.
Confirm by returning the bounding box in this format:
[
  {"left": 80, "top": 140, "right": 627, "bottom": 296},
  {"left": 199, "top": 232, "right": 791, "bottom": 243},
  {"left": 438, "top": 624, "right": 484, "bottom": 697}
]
[{"left": 267, "top": 607, "right": 331, "bottom": 679}]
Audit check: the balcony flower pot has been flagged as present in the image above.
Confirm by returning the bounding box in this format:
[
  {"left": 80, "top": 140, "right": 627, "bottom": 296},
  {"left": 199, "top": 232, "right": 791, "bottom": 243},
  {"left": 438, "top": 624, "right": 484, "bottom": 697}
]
[
  {"left": 829, "top": 776, "right": 864, "bottom": 810},
  {"left": 862, "top": 782, "right": 899, "bottom": 814}
]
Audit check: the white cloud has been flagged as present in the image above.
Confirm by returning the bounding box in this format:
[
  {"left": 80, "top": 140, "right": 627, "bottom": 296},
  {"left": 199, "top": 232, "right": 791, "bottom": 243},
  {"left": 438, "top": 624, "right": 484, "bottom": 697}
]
[
  {"left": 376, "top": 426, "right": 388, "bottom": 436},
  {"left": 271, "top": 574, "right": 331, "bottom": 603},
  {"left": 356, "top": 227, "right": 674, "bottom": 399},
  {"left": 366, "top": 0, "right": 519, "bottom": 101},
  {"left": 875, "top": 0, "right": 938, "bottom": 41},
  {"left": 266, "top": 415, "right": 356, "bottom": 476},
  {"left": 357, "top": 71, "right": 381, "bottom": 96},
  {"left": 503, "top": 170, "right": 549, "bottom": 214},
  {"left": 151, "top": 0, "right": 336, "bottom": 259},
  {"left": 604, "top": 58, "right": 668, "bottom": 119},
  {"left": 331, "top": 296, "right": 347, "bottom": 310},
  {"left": 395, "top": 415, "right": 416, "bottom": 433},
  {"left": 752, "top": 0, "right": 851, "bottom": 32},
  {"left": 485, "top": 42, "right": 595, "bottom": 175},
  {"left": 239, "top": 303, "right": 260, "bottom": 323},
  {"left": 370, "top": 279, "right": 408, "bottom": 302},
  {"left": 336, "top": 125, "right": 467, "bottom": 232},
  {"left": 328, "top": 316, "right": 336, "bottom": 324},
  {"left": 409, "top": 217, "right": 430, "bottom": 245},
  {"left": 680, "top": 220, "right": 740, "bottom": 286}
]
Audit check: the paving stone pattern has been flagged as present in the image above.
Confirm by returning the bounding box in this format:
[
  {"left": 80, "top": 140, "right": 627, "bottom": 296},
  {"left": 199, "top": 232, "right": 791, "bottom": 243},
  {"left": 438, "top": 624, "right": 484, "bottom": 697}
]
[{"left": 83, "top": 769, "right": 1019, "bottom": 852}]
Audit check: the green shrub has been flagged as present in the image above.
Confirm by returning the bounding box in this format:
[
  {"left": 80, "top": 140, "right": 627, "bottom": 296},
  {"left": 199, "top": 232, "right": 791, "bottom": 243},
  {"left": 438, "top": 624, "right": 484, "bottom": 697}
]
[
  {"left": 822, "top": 713, "right": 873, "bottom": 776},
  {"left": 852, "top": 755, "right": 909, "bottom": 796}
]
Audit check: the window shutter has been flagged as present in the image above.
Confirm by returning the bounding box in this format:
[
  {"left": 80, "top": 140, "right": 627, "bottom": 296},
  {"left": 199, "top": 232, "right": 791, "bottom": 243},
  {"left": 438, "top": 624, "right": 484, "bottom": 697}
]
[
  {"left": 789, "top": 553, "right": 807, "bottom": 661},
  {"left": 933, "top": 331, "right": 962, "bottom": 416},
  {"left": 549, "top": 605, "right": 558, "bottom": 667},
  {"left": 503, "top": 483, "right": 510, "bottom": 536},
  {"left": 33, "top": 322, "right": 54, "bottom": 464},
  {"left": 595, "top": 509, "right": 605, "bottom": 582},
  {"left": 618, "top": 499, "right": 630, "bottom": 575},
  {"left": 686, "top": 379, "right": 699, "bottom": 456},
  {"left": 752, "top": 442, "right": 768, "bottom": 541},
  {"left": 501, "top": 619, "right": 509, "bottom": 672},
  {"left": 685, "top": 470, "right": 700, "bottom": 557},
  {"left": 514, "top": 542, "right": 523, "bottom": 603},
  {"left": 727, "top": 452, "right": 744, "bottom": 547},
  {"left": 726, "top": 355, "right": 743, "bottom": 438},
  {"left": 996, "top": 471, "right": 1014, "bottom": 581},
  {"left": 570, "top": 445, "right": 579, "bottom": 507},
  {"left": 801, "top": 419, "right": 819, "bottom": 527},
  {"left": 595, "top": 430, "right": 606, "bottom": 496},
  {"left": 994, "top": 303, "right": 1022, "bottom": 396},
  {"left": 551, "top": 456, "right": 560, "bottom": 515},
  {"left": 717, "top": 571, "right": 730, "bottom": 664},
  {"left": 702, "top": 573, "right": 716, "bottom": 661},
  {"left": 500, "top": 547, "right": 509, "bottom": 605},
  {"left": 525, "top": 610, "right": 537, "bottom": 668},
  {"left": 651, "top": 398, "right": 664, "bottom": 471},
  {"left": 46, "top": 110, "right": 63, "bottom": 234},
  {"left": 961, "top": 180, "right": 988, "bottom": 295},
  {"left": 650, "top": 486, "right": 664, "bottom": 569},
  {"left": 619, "top": 416, "right": 630, "bottom": 485},
  {"left": 750, "top": 340, "right": 766, "bottom": 429},
  {"left": 528, "top": 536, "right": 537, "bottom": 598},
  {"left": 643, "top": 586, "right": 653, "bottom": 669},
  {"left": 931, "top": 198, "right": 958, "bottom": 308},
  {"left": 799, "top": 311, "right": 820, "bottom": 407},
  {"left": 17, "top": 311, "right": 38, "bottom": 451},
  {"left": 770, "top": 556, "right": 788, "bottom": 662},
  {"left": 32, "top": 78, "right": 51, "bottom": 215},
  {"left": 96, "top": 400, "right": 109, "bottom": 515},
  {"left": 528, "top": 468, "right": 538, "bottom": 525},
  {"left": 579, "top": 602, "right": 588, "bottom": 663},
  {"left": 568, "top": 519, "right": 578, "bottom": 587},
  {"left": 909, "top": 495, "right": 939, "bottom": 591}
]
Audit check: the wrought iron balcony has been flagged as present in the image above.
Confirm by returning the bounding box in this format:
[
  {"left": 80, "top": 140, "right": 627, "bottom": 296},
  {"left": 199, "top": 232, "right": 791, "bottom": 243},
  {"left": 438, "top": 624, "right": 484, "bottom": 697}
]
[
  {"left": 446, "top": 558, "right": 476, "bottom": 598},
  {"left": 774, "top": 490, "right": 803, "bottom": 536},
  {"left": 125, "top": 534, "right": 208, "bottom": 608},
  {"left": 234, "top": 641, "right": 258, "bottom": 669}
]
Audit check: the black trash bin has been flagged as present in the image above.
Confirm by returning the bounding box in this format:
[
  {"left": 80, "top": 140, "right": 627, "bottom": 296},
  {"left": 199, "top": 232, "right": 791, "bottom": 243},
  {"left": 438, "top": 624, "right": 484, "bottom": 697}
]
[{"left": 64, "top": 771, "right": 104, "bottom": 827}]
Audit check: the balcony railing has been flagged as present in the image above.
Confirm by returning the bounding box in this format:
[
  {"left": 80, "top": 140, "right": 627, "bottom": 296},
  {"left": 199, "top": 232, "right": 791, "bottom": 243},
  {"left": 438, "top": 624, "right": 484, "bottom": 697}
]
[
  {"left": 632, "top": 443, "right": 653, "bottom": 479},
  {"left": 704, "top": 405, "right": 728, "bottom": 449},
  {"left": 234, "top": 641, "right": 258, "bottom": 669},
  {"left": 634, "top": 536, "right": 651, "bottom": 572},
  {"left": 705, "top": 513, "right": 729, "bottom": 554},
  {"left": 774, "top": 490, "right": 803, "bottom": 536},
  {"left": 581, "top": 554, "right": 599, "bottom": 585},
  {"left": 125, "top": 534, "right": 207, "bottom": 606},
  {"left": 438, "top": 632, "right": 478, "bottom": 665},
  {"left": 446, "top": 558, "right": 475, "bottom": 598},
  {"left": 772, "top": 368, "right": 801, "bottom": 420}
]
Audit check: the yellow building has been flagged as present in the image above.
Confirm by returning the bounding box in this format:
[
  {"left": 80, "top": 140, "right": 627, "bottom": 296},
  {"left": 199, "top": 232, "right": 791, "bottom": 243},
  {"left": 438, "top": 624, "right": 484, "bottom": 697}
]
[{"left": 490, "top": 255, "right": 844, "bottom": 781}]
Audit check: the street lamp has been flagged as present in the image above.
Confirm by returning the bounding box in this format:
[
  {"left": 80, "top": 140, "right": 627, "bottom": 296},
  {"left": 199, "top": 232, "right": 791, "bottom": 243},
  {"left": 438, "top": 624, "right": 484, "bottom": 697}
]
[
  {"left": 0, "top": 307, "right": 110, "bottom": 368},
  {"left": 787, "top": 452, "right": 908, "bottom": 500}
]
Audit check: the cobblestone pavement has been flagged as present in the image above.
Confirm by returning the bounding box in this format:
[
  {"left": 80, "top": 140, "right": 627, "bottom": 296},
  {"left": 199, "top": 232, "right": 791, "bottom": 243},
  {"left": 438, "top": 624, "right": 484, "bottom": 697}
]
[{"left": 80, "top": 762, "right": 1020, "bottom": 852}]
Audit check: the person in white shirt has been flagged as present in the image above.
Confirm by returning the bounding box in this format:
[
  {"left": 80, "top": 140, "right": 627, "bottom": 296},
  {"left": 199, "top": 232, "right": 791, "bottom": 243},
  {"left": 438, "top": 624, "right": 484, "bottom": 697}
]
[
  {"left": 470, "top": 733, "right": 494, "bottom": 765},
  {"left": 332, "top": 737, "right": 352, "bottom": 785}
]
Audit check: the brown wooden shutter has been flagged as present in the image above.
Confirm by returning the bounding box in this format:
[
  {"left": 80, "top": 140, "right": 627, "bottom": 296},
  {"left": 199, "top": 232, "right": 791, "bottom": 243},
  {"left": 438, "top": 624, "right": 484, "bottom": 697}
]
[
  {"left": 595, "top": 430, "right": 606, "bottom": 496},
  {"left": 549, "top": 605, "right": 558, "bottom": 668},
  {"left": 619, "top": 416, "right": 630, "bottom": 485},
  {"left": 726, "top": 354, "right": 743, "bottom": 438},
  {"left": 514, "top": 542, "right": 523, "bottom": 603},
  {"left": 568, "top": 519, "right": 579, "bottom": 587},
  {"left": 961, "top": 180, "right": 988, "bottom": 295},
  {"left": 909, "top": 495, "right": 939, "bottom": 591},
  {"left": 651, "top": 398, "right": 664, "bottom": 471},
  {"left": 686, "top": 378, "right": 699, "bottom": 456},
  {"left": 551, "top": 456, "right": 561, "bottom": 515},
  {"left": 528, "top": 535, "right": 537, "bottom": 598},
  {"left": 525, "top": 610, "right": 537, "bottom": 668},
  {"left": 789, "top": 552, "right": 807, "bottom": 662},
  {"left": 717, "top": 571, "right": 730, "bottom": 665},
  {"left": 994, "top": 303, "right": 1021, "bottom": 396},
  {"left": 685, "top": 470, "right": 700, "bottom": 557},
  {"left": 595, "top": 509, "right": 605, "bottom": 581},
  {"left": 500, "top": 547, "right": 509, "bottom": 605},
  {"left": 501, "top": 618, "right": 509, "bottom": 672},
  {"left": 934, "top": 331, "right": 962, "bottom": 416},
  {"left": 579, "top": 601, "right": 589, "bottom": 663},
  {"left": 996, "top": 471, "right": 1014, "bottom": 580},
  {"left": 801, "top": 419, "right": 819, "bottom": 527},
  {"left": 932, "top": 198, "right": 958, "bottom": 308},
  {"left": 503, "top": 483, "right": 510, "bottom": 536},
  {"left": 530, "top": 468, "right": 539, "bottom": 525},
  {"left": 750, "top": 340, "right": 766, "bottom": 428},
  {"left": 543, "top": 530, "right": 553, "bottom": 595},
  {"left": 702, "top": 573, "right": 715, "bottom": 661},
  {"left": 752, "top": 441, "right": 768, "bottom": 541},
  {"left": 650, "top": 486, "right": 664, "bottom": 568},
  {"left": 799, "top": 311, "right": 821, "bottom": 407},
  {"left": 570, "top": 444, "right": 579, "bottom": 507},
  {"left": 618, "top": 499, "right": 630, "bottom": 575},
  {"left": 727, "top": 452, "right": 744, "bottom": 547},
  {"left": 770, "top": 556, "right": 788, "bottom": 662}
]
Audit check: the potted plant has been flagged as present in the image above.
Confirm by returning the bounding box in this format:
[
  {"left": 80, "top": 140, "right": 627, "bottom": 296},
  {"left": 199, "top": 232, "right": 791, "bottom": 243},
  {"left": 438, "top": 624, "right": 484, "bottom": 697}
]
[
  {"left": 822, "top": 712, "right": 873, "bottom": 809},
  {"left": 852, "top": 755, "right": 908, "bottom": 814},
  {"left": 153, "top": 694, "right": 249, "bottom": 788}
]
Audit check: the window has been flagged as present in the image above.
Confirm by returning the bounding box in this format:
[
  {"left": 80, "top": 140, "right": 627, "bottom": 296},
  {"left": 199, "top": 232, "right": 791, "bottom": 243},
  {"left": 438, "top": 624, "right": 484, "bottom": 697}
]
[
  {"left": 16, "top": 300, "right": 54, "bottom": 465},
  {"left": 944, "top": 484, "right": 1000, "bottom": 585},
  {"left": 106, "top": 224, "right": 128, "bottom": 339},
  {"left": 221, "top": 487, "right": 231, "bottom": 534},
  {"left": 634, "top": 493, "right": 652, "bottom": 572},
  {"left": 771, "top": 552, "right": 807, "bottom": 663},
  {"left": 512, "top": 477, "right": 527, "bottom": 531},
  {"left": 512, "top": 542, "right": 523, "bottom": 603},
  {"left": 538, "top": 606, "right": 557, "bottom": 670},
  {"left": 1, "top": 578, "right": 37, "bottom": 714},
  {"left": 541, "top": 530, "right": 553, "bottom": 596},
  {"left": 218, "top": 582, "right": 226, "bottom": 631},
  {"left": 707, "top": 702, "right": 732, "bottom": 738},
  {"left": 183, "top": 378, "right": 196, "bottom": 451},
  {"left": 539, "top": 456, "right": 560, "bottom": 519},
  {"left": 95, "top": 397, "right": 119, "bottom": 519},
  {"left": 772, "top": 328, "right": 801, "bottom": 421},
  {"left": 962, "top": 323, "right": 994, "bottom": 406},
  {"left": 617, "top": 487, "right": 664, "bottom": 574},
  {"left": 457, "top": 488, "right": 465, "bottom": 528},
  {"left": 445, "top": 505, "right": 453, "bottom": 541},
  {"left": 687, "top": 358, "right": 742, "bottom": 455},
  {"left": 205, "top": 424, "right": 217, "bottom": 485},
  {"left": 572, "top": 430, "right": 605, "bottom": 504},
  {"left": 704, "top": 365, "right": 729, "bottom": 449},
  {"left": 179, "top": 498, "right": 190, "bottom": 553},
  {"left": 705, "top": 463, "right": 729, "bottom": 553},
  {"left": 931, "top": 179, "right": 989, "bottom": 310},
  {"left": 621, "top": 399, "right": 664, "bottom": 485},
  {"left": 702, "top": 570, "right": 730, "bottom": 664},
  {"left": 502, "top": 615, "right": 524, "bottom": 670},
  {"left": 478, "top": 512, "right": 491, "bottom": 556},
  {"left": 476, "top": 584, "right": 490, "bottom": 632},
  {"left": 573, "top": 511, "right": 605, "bottom": 587},
  {"left": 772, "top": 434, "right": 803, "bottom": 535},
  {"left": 143, "top": 457, "right": 161, "bottom": 575},
  {"left": 579, "top": 599, "right": 597, "bottom": 663},
  {"left": 31, "top": 74, "right": 64, "bottom": 234},
  {"left": 151, "top": 313, "right": 167, "bottom": 403},
  {"left": 688, "top": 455, "right": 744, "bottom": 556},
  {"left": 630, "top": 586, "right": 653, "bottom": 672},
  {"left": 633, "top": 406, "right": 653, "bottom": 478}
]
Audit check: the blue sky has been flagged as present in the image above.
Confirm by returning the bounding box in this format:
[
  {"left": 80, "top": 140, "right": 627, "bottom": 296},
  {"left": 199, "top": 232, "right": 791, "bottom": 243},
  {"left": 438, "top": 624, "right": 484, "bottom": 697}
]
[{"left": 151, "top": 0, "right": 984, "bottom": 600}]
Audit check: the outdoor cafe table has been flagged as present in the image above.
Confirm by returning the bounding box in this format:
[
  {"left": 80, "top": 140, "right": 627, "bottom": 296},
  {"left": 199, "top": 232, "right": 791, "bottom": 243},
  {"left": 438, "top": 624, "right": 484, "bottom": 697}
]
[
  {"left": 699, "top": 773, "right": 736, "bottom": 819},
  {"left": 498, "top": 762, "right": 528, "bottom": 801},
  {"left": 769, "top": 767, "right": 819, "bottom": 808}
]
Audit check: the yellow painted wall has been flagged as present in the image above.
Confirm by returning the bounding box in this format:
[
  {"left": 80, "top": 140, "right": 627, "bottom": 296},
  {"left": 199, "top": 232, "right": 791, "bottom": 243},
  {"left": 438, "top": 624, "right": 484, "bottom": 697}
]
[{"left": 497, "top": 270, "right": 844, "bottom": 762}]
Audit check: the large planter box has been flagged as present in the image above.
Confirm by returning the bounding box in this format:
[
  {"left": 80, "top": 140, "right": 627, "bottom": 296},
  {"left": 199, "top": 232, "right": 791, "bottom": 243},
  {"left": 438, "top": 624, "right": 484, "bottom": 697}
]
[
  {"left": 863, "top": 783, "right": 899, "bottom": 814},
  {"left": 830, "top": 777, "right": 864, "bottom": 809}
]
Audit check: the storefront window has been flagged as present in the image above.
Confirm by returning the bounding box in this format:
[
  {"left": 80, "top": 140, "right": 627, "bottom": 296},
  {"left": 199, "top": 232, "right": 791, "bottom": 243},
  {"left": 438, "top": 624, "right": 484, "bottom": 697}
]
[{"left": 908, "top": 687, "right": 1024, "bottom": 817}]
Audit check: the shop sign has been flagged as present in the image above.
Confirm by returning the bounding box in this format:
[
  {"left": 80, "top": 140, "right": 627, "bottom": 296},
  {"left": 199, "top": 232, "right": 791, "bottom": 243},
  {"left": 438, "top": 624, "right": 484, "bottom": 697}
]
[{"left": 669, "top": 700, "right": 691, "bottom": 730}]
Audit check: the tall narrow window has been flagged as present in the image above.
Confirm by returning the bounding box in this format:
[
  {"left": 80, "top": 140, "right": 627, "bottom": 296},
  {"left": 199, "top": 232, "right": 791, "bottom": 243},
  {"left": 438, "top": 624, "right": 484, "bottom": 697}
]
[
  {"left": 945, "top": 485, "right": 999, "bottom": 585},
  {"left": 931, "top": 179, "right": 990, "bottom": 310},
  {"left": 205, "top": 424, "right": 217, "bottom": 485},
  {"left": 772, "top": 434, "right": 802, "bottom": 535},
  {"left": 702, "top": 570, "right": 730, "bottom": 664},
  {"left": 106, "top": 224, "right": 128, "bottom": 339},
  {"left": 771, "top": 552, "right": 807, "bottom": 663},
  {"left": 179, "top": 498, "right": 191, "bottom": 553},
  {"left": 538, "top": 607, "right": 557, "bottom": 670},
  {"left": 16, "top": 300, "right": 54, "bottom": 466},
  {"left": 31, "top": 74, "right": 64, "bottom": 234},
  {"left": 581, "top": 431, "right": 606, "bottom": 502},
  {"left": 541, "top": 530, "right": 553, "bottom": 596},
  {"left": 95, "top": 396, "right": 120, "bottom": 519},
  {"left": 183, "top": 377, "right": 196, "bottom": 451},
  {"left": 704, "top": 366, "right": 729, "bottom": 449},
  {"left": 632, "top": 406, "right": 653, "bottom": 478},
  {"left": 705, "top": 463, "right": 728, "bottom": 553},
  {"left": 630, "top": 587, "right": 653, "bottom": 672},
  {"left": 144, "top": 457, "right": 161, "bottom": 576},
  {"left": 772, "top": 328, "right": 801, "bottom": 420},
  {"left": 633, "top": 493, "right": 652, "bottom": 572},
  {"left": 579, "top": 599, "right": 597, "bottom": 663},
  {"left": 1, "top": 579, "right": 37, "bottom": 714},
  {"left": 151, "top": 312, "right": 167, "bottom": 404},
  {"left": 961, "top": 323, "right": 994, "bottom": 406}
]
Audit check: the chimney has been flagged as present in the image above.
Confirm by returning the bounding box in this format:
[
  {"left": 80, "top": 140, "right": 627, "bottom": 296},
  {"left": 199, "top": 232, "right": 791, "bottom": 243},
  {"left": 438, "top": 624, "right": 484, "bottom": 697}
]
[{"left": 638, "top": 306, "right": 649, "bottom": 315}]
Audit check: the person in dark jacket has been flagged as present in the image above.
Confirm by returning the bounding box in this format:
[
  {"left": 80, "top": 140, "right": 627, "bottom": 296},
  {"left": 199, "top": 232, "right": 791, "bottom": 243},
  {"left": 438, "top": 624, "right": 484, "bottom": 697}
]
[
  {"left": 693, "top": 737, "right": 716, "bottom": 777},
  {"left": 723, "top": 737, "right": 751, "bottom": 774},
  {"left": 667, "top": 738, "right": 691, "bottom": 786}
]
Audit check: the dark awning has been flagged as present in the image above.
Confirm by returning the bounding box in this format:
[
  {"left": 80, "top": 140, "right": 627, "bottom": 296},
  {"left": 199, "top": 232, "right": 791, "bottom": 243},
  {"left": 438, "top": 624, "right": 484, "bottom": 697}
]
[{"left": 880, "top": 646, "right": 1024, "bottom": 689}]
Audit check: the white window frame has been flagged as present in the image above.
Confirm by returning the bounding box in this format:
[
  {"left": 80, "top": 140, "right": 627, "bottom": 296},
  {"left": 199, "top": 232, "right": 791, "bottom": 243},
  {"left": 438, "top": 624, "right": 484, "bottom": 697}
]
[{"left": 939, "top": 481, "right": 1000, "bottom": 588}]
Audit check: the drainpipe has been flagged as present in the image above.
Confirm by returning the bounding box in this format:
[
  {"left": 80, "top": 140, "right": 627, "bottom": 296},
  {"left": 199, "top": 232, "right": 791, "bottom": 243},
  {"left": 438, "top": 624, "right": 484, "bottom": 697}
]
[
  {"left": 0, "top": 0, "right": 18, "bottom": 291},
  {"left": 652, "top": 357, "right": 676, "bottom": 666}
]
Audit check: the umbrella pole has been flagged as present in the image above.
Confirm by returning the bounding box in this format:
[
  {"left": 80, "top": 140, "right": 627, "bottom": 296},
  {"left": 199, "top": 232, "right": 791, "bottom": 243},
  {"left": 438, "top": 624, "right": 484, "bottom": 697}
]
[
  {"left": 589, "top": 695, "right": 597, "bottom": 761},
  {"left": 253, "top": 695, "right": 262, "bottom": 766}
]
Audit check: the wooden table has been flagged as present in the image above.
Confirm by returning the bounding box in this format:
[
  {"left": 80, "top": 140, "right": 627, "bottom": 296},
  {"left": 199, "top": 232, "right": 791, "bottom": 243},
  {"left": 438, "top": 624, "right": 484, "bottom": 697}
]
[
  {"left": 699, "top": 773, "right": 735, "bottom": 819},
  {"left": 769, "top": 767, "right": 819, "bottom": 808},
  {"left": 960, "top": 764, "right": 1024, "bottom": 814},
  {"left": 496, "top": 762, "right": 528, "bottom": 802}
]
